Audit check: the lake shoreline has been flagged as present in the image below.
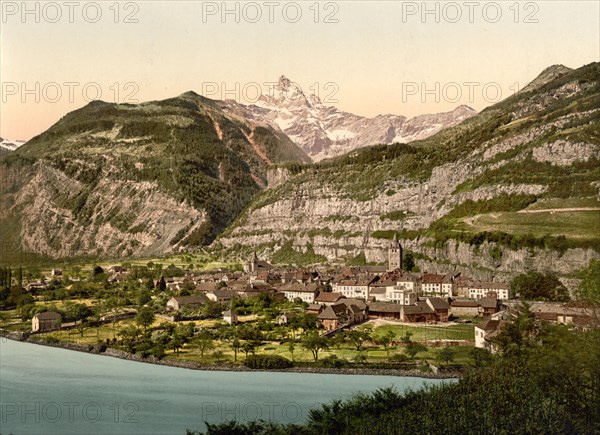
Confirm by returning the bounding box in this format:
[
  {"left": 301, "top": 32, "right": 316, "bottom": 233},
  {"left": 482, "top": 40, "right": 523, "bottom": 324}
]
[{"left": 1, "top": 330, "right": 462, "bottom": 379}]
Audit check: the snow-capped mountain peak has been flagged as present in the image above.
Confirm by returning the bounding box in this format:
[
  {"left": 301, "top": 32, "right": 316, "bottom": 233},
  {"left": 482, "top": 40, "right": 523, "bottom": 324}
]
[
  {"left": 0, "top": 137, "right": 26, "bottom": 153},
  {"left": 219, "top": 76, "right": 477, "bottom": 161}
]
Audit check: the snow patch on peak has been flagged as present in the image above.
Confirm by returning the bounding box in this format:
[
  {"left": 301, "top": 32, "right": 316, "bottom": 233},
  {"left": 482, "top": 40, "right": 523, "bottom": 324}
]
[{"left": 0, "top": 137, "right": 26, "bottom": 152}]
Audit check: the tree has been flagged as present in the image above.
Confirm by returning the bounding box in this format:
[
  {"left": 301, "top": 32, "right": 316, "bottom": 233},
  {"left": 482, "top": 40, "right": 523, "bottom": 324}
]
[
  {"left": 65, "top": 303, "right": 93, "bottom": 337},
  {"left": 302, "top": 331, "right": 329, "bottom": 362},
  {"left": 353, "top": 352, "right": 368, "bottom": 364},
  {"left": 169, "top": 332, "right": 184, "bottom": 355},
  {"left": 158, "top": 276, "right": 167, "bottom": 291},
  {"left": 436, "top": 347, "right": 455, "bottom": 366},
  {"left": 287, "top": 340, "right": 296, "bottom": 361},
  {"left": 470, "top": 347, "right": 493, "bottom": 368},
  {"left": 213, "top": 349, "right": 224, "bottom": 363},
  {"left": 145, "top": 277, "right": 155, "bottom": 290},
  {"left": 375, "top": 330, "right": 396, "bottom": 357},
  {"left": 196, "top": 331, "right": 215, "bottom": 358},
  {"left": 231, "top": 337, "right": 241, "bottom": 362},
  {"left": 92, "top": 265, "right": 104, "bottom": 276},
  {"left": 511, "top": 272, "right": 570, "bottom": 302},
  {"left": 577, "top": 259, "right": 600, "bottom": 304},
  {"left": 493, "top": 303, "right": 537, "bottom": 355},
  {"left": 405, "top": 341, "right": 427, "bottom": 360},
  {"left": 103, "top": 296, "right": 122, "bottom": 338},
  {"left": 136, "top": 307, "right": 156, "bottom": 332},
  {"left": 241, "top": 341, "right": 256, "bottom": 358},
  {"left": 330, "top": 333, "right": 345, "bottom": 350},
  {"left": 346, "top": 329, "right": 371, "bottom": 351},
  {"left": 401, "top": 331, "right": 427, "bottom": 360},
  {"left": 138, "top": 289, "right": 152, "bottom": 306},
  {"left": 403, "top": 252, "right": 417, "bottom": 272}
]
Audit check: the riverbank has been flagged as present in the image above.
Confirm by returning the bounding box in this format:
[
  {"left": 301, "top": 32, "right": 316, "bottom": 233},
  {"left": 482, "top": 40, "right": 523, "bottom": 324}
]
[{"left": 0, "top": 329, "right": 462, "bottom": 379}]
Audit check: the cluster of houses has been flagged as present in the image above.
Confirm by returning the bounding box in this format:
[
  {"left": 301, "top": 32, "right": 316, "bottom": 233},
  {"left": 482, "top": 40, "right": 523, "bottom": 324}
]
[
  {"left": 475, "top": 301, "right": 600, "bottom": 352},
  {"left": 157, "top": 240, "right": 512, "bottom": 331}
]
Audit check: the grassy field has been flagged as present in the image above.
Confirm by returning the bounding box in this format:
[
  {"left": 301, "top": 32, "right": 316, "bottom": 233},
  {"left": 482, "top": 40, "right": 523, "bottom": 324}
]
[
  {"left": 371, "top": 322, "right": 475, "bottom": 342},
  {"left": 36, "top": 252, "right": 243, "bottom": 279},
  {"left": 463, "top": 209, "right": 600, "bottom": 240},
  {"left": 18, "top": 316, "right": 476, "bottom": 367},
  {"left": 525, "top": 196, "right": 600, "bottom": 210},
  {"left": 167, "top": 338, "right": 475, "bottom": 366}
]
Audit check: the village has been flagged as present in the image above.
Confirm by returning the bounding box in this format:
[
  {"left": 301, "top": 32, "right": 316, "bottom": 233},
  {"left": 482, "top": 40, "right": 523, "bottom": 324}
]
[{"left": 1, "top": 236, "right": 597, "bottom": 371}]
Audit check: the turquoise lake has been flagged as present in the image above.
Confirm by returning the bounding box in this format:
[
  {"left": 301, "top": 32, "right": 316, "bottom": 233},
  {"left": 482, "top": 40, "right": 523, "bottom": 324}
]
[{"left": 0, "top": 339, "right": 451, "bottom": 434}]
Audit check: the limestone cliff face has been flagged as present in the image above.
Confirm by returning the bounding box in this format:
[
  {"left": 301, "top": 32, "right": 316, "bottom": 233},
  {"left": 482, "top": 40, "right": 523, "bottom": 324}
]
[
  {"left": 3, "top": 160, "right": 204, "bottom": 259},
  {"left": 217, "top": 64, "right": 600, "bottom": 280}
]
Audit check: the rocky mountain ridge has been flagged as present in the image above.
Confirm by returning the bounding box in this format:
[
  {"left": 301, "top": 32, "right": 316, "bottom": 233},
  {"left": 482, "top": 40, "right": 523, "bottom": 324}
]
[
  {"left": 220, "top": 76, "right": 477, "bottom": 161},
  {"left": 0, "top": 92, "right": 309, "bottom": 261},
  {"left": 217, "top": 63, "right": 600, "bottom": 281}
]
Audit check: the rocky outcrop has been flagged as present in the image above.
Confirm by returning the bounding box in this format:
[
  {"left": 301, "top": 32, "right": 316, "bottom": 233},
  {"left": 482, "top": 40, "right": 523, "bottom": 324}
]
[
  {"left": 8, "top": 161, "right": 203, "bottom": 258},
  {"left": 532, "top": 140, "right": 599, "bottom": 166}
]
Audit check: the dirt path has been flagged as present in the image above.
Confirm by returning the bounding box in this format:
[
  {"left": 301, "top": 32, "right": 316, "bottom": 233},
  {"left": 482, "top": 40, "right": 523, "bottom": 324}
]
[{"left": 517, "top": 207, "right": 600, "bottom": 214}]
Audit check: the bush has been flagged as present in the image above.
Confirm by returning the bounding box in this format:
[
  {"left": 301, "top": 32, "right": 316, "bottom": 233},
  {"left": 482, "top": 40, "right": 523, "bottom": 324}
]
[
  {"left": 319, "top": 354, "right": 347, "bottom": 368},
  {"left": 243, "top": 354, "right": 293, "bottom": 369}
]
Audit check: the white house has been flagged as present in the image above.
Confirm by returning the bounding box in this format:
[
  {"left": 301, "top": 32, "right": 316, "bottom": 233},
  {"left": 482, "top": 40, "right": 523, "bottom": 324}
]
[
  {"left": 474, "top": 319, "right": 505, "bottom": 353},
  {"left": 332, "top": 277, "right": 376, "bottom": 300},
  {"left": 32, "top": 312, "right": 61, "bottom": 332},
  {"left": 469, "top": 282, "right": 511, "bottom": 300},
  {"left": 386, "top": 285, "right": 417, "bottom": 305},
  {"left": 421, "top": 274, "right": 453, "bottom": 298},
  {"left": 223, "top": 309, "right": 238, "bottom": 325},
  {"left": 279, "top": 283, "right": 320, "bottom": 303}
]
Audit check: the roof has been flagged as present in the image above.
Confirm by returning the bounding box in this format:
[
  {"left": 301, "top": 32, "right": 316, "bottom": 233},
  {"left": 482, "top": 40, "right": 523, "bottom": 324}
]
[
  {"left": 315, "top": 292, "right": 344, "bottom": 303},
  {"left": 426, "top": 297, "right": 450, "bottom": 310},
  {"left": 306, "top": 303, "right": 323, "bottom": 312},
  {"left": 279, "top": 283, "right": 321, "bottom": 293},
  {"left": 34, "top": 311, "right": 61, "bottom": 320},
  {"left": 421, "top": 274, "right": 445, "bottom": 284},
  {"left": 404, "top": 303, "right": 435, "bottom": 315},
  {"left": 338, "top": 299, "right": 367, "bottom": 311},
  {"left": 369, "top": 288, "right": 387, "bottom": 295},
  {"left": 171, "top": 295, "right": 208, "bottom": 305},
  {"left": 210, "top": 289, "right": 237, "bottom": 298},
  {"left": 479, "top": 297, "right": 499, "bottom": 309},
  {"left": 475, "top": 319, "right": 503, "bottom": 332},
  {"left": 451, "top": 300, "right": 479, "bottom": 308},
  {"left": 470, "top": 282, "right": 510, "bottom": 290},
  {"left": 368, "top": 302, "right": 403, "bottom": 313},
  {"left": 318, "top": 305, "right": 341, "bottom": 320},
  {"left": 195, "top": 282, "right": 218, "bottom": 292}
]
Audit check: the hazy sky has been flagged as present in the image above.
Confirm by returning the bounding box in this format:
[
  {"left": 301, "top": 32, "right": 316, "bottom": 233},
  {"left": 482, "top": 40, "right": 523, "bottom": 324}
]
[{"left": 1, "top": 1, "right": 599, "bottom": 140}]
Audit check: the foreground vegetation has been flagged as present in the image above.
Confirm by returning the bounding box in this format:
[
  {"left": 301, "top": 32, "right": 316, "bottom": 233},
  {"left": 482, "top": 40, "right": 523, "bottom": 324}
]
[{"left": 192, "top": 315, "right": 600, "bottom": 434}]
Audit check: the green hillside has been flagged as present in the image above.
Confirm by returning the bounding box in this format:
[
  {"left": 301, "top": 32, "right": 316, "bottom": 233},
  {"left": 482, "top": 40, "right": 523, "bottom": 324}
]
[
  {"left": 219, "top": 63, "right": 600, "bottom": 273},
  {"left": 0, "top": 93, "right": 309, "bottom": 263}
]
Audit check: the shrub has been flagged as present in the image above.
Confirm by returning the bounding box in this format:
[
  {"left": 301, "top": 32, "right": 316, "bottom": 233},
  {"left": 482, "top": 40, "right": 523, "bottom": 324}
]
[
  {"left": 319, "top": 354, "right": 347, "bottom": 368},
  {"left": 243, "top": 354, "right": 293, "bottom": 369}
]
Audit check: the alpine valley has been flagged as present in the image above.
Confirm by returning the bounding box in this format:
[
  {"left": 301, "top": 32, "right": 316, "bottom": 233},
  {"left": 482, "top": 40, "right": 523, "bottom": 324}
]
[{"left": 1, "top": 64, "right": 599, "bottom": 285}]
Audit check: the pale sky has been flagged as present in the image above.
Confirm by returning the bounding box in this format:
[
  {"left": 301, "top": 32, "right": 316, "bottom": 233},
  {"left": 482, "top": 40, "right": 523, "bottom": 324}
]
[{"left": 1, "top": 1, "right": 599, "bottom": 140}]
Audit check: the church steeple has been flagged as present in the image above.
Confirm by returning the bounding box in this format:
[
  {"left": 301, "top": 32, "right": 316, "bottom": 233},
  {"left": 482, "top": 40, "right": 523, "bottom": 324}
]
[{"left": 388, "top": 233, "right": 403, "bottom": 271}]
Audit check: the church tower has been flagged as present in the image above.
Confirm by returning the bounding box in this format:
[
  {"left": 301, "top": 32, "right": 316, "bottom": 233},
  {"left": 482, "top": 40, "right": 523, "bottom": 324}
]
[
  {"left": 250, "top": 250, "right": 259, "bottom": 273},
  {"left": 244, "top": 250, "right": 259, "bottom": 274},
  {"left": 388, "top": 234, "right": 403, "bottom": 271}
]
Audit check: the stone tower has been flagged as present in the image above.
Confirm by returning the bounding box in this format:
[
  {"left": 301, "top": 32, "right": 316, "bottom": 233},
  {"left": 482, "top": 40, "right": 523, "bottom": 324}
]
[
  {"left": 244, "top": 250, "right": 259, "bottom": 274},
  {"left": 388, "top": 234, "right": 403, "bottom": 271}
]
